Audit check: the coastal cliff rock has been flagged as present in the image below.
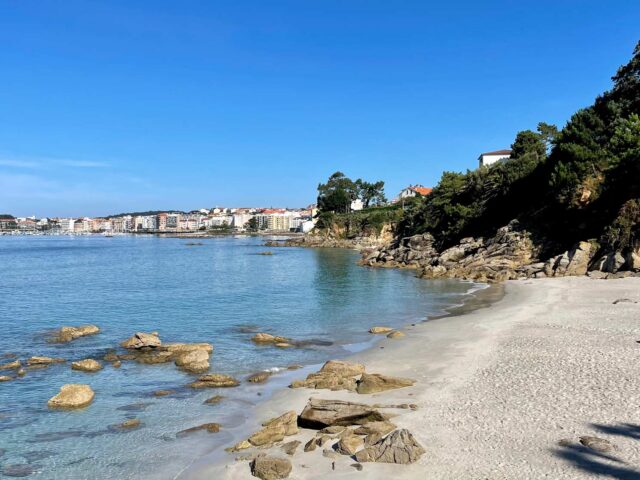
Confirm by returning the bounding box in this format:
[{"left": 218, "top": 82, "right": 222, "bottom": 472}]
[
  {"left": 354, "top": 429, "right": 425, "bottom": 464},
  {"left": 47, "top": 384, "right": 95, "bottom": 409}
]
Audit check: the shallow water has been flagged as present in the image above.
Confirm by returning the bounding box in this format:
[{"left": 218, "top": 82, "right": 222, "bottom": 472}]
[{"left": 0, "top": 235, "right": 479, "bottom": 479}]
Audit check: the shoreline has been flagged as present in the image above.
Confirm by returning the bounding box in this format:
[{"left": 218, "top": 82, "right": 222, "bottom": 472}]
[{"left": 182, "top": 276, "right": 640, "bottom": 479}]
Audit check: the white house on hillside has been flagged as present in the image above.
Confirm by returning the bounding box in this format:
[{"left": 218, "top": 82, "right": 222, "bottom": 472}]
[{"left": 478, "top": 149, "right": 511, "bottom": 168}]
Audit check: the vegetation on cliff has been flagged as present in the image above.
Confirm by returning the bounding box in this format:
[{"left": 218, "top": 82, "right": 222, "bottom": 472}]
[{"left": 399, "top": 41, "right": 640, "bottom": 261}]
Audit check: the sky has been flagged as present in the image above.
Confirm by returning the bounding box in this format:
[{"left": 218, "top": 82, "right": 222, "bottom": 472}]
[{"left": 0, "top": 1, "right": 638, "bottom": 217}]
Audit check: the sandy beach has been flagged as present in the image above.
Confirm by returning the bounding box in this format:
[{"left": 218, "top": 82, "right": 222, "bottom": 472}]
[{"left": 184, "top": 276, "right": 640, "bottom": 480}]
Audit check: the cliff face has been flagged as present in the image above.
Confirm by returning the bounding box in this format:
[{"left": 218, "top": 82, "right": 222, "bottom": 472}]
[{"left": 268, "top": 221, "right": 396, "bottom": 250}]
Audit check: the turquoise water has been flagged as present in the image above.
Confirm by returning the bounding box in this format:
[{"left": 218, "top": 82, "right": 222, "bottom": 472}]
[{"left": 0, "top": 235, "right": 478, "bottom": 479}]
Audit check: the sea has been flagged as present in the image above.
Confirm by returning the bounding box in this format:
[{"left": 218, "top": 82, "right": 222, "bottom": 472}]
[{"left": 0, "top": 235, "right": 482, "bottom": 479}]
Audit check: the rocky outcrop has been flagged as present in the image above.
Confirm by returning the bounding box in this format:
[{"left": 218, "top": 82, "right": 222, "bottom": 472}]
[
  {"left": 360, "top": 233, "right": 437, "bottom": 268},
  {"left": 356, "top": 373, "right": 415, "bottom": 394},
  {"left": 188, "top": 373, "right": 240, "bottom": 388},
  {"left": 173, "top": 348, "right": 210, "bottom": 373},
  {"left": 298, "top": 399, "right": 387, "bottom": 429},
  {"left": 355, "top": 429, "right": 425, "bottom": 464},
  {"left": 121, "top": 332, "right": 162, "bottom": 349},
  {"left": 250, "top": 455, "right": 292, "bottom": 480},
  {"left": 369, "top": 327, "right": 393, "bottom": 334},
  {"left": 48, "top": 384, "right": 94, "bottom": 409},
  {"left": 290, "top": 360, "right": 363, "bottom": 391},
  {"left": 51, "top": 325, "right": 100, "bottom": 343},
  {"left": 336, "top": 431, "right": 364, "bottom": 456},
  {"left": 71, "top": 359, "right": 102, "bottom": 373}
]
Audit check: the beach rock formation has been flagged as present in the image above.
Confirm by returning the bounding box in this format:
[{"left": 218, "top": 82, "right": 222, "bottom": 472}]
[
  {"left": 247, "top": 371, "right": 271, "bottom": 383},
  {"left": 173, "top": 349, "right": 210, "bottom": 373},
  {"left": 281, "top": 440, "right": 301, "bottom": 456},
  {"left": 188, "top": 373, "right": 239, "bottom": 388},
  {"left": 355, "top": 429, "right": 425, "bottom": 464},
  {"left": 290, "top": 360, "right": 363, "bottom": 391},
  {"left": 27, "top": 356, "right": 65, "bottom": 366},
  {"left": 298, "top": 399, "right": 387, "bottom": 429},
  {"left": 336, "top": 431, "right": 364, "bottom": 456},
  {"left": 263, "top": 411, "right": 298, "bottom": 436},
  {"left": 356, "top": 373, "right": 415, "bottom": 394},
  {"left": 0, "top": 359, "right": 21, "bottom": 371},
  {"left": 121, "top": 332, "right": 161, "bottom": 349},
  {"left": 353, "top": 421, "right": 397, "bottom": 436},
  {"left": 250, "top": 455, "right": 292, "bottom": 480},
  {"left": 251, "top": 333, "right": 291, "bottom": 344},
  {"left": 248, "top": 411, "right": 298, "bottom": 447},
  {"left": 47, "top": 384, "right": 95, "bottom": 409},
  {"left": 71, "top": 359, "right": 102, "bottom": 373},
  {"left": 320, "top": 360, "right": 365, "bottom": 376},
  {"left": 51, "top": 324, "right": 100, "bottom": 343},
  {"left": 369, "top": 327, "right": 393, "bottom": 334},
  {"left": 387, "top": 331, "right": 405, "bottom": 339}
]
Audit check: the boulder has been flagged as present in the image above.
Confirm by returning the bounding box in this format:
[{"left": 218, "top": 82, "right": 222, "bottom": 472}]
[
  {"left": 298, "top": 398, "right": 388, "bottom": 429},
  {"left": 355, "top": 429, "right": 425, "bottom": 464},
  {"left": 111, "top": 419, "right": 142, "bottom": 431},
  {"left": 189, "top": 373, "right": 239, "bottom": 388},
  {"left": 353, "top": 421, "right": 397, "bottom": 436},
  {"left": 71, "top": 359, "right": 102, "bottom": 373},
  {"left": 579, "top": 436, "right": 616, "bottom": 453},
  {"left": 369, "top": 327, "right": 393, "bottom": 334},
  {"left": 626, "top": 247, "right": 640, "bottom": 271},
  {"left": 120, "top": 332, "right": 161, "bottom": 349},
  {"left": 290, "top": 372, "right": 357, "bottom": 391},
  {"left": 319, "top": 360, "right": 365, "bottom": 377},
  {"left": 27, "top": 356, "right": 65, "bottom": 366},
  {"left": 249, "top": 425, "right": 286, "bottom": 446},
  {"left": 204, "top": 395, "right": 224, "bottom": 405},
  {"left": 52, "top": 324, "right": 100, "bottom": 343},
  {"left": 250, "top": 456, "right": 292, "bottom": 480},
  {"left": 262, "top": 411, "right": 298, "bottom": 436},
  {"left": 176, "top": 422, "right": 221, "bottom": 437},
  {"left": 163, "top": 342, "right": 213, "bottom": 354},
  {"left": 47, "top": 384, "right": 95, "bottom": 409},
  {"left": 0, "top": 375, "right": 11, "bottom": 382},
  {"left": 251, "top": 333, "right": 290, "bottom": 344},
  {"left": 281, "top": 440, "right": 301, "bottom": 456},
  {"left": 133, "top": 350, "right": 173, "bottom": 364},
  {"left": 303, "top": 438, "right": 317, "bottom": 452},
  {"left": 174, "top": 349, "right": 210, "bottom": 373},
  {"left": 0, "top": 360, "right": 21, "bottom": 371},
  {"left": 356, "top": 373, "right": 415, "bottom": 394},
  {"left": 336, "top": 432, "right": 364, "bottom": 456}
]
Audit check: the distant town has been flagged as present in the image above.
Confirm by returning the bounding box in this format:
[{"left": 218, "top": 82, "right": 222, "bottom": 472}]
[{"left": 0, "top": 181, "right": 448, "bottom": 236}]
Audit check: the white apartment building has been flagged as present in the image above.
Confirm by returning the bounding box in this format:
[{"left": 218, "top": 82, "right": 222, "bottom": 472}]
[
  {"left": 478, "top": 149, "right": 511, "bottom": 168},
  {"left": 58, "top": 218, "right": 75, "bottom": 232}
]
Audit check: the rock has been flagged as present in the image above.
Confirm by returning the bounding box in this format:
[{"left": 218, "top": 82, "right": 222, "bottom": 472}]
[
  {"left": 163, "top": 342, "right": 213, "bottom": 354},
  {"left": 291, "top": 372, "right": 357, "bottom": 391},
  {"left": 51, "top": 324, "right": 100, "bottom": 343},
  {"left": 322, "top": 449, "right": 339, "bottom": 459},
  {"left": 386, "top": 331, "right": 405, "bottom": 339},
  {"left": 250, "top": 455, "right": 292, "bottom": 480},
  {"left": 262, "top": 411, "right": 298, "bottom": 436},
  {"left": 355, "top": 429, "right": 425, "bottom": 464},
  {"left": 120, "top": 332, "right": 161, "bottom": 349},
  {"left": 369, "top": 327, "right": 393, "bottom": 334},
  {"left": 111, "top": 419, "right": 142, "bottom": 431},
  {"left": 47, "top": 384, "right": 95, "bottom": 409},
  {"left": 174, "top": 349, "right": 210, "bottom": 373},
  {"left": 304, "top": 438, "right": 317, "bottom": 452},
  {"left": 319, "top": 360, "right": 365, "bottom": 377},
  {"left": 112, "top": 360, "right": 122, "bottom": 368},
  {"left": 316, "top": 434, "right": 331, "bottom": 447},
  {"left": 353, "top": 421, "right": 396, "bottom": 436},
  {"left": 204, "top": 395, "right": 224, "bottom": 405},
  {"left": 71, "top": 359, "right": 102, "bottom": 373},
  {"left": 228, "top": 440, "right": 252, "bottom": 452},
  {"left": 613, "top": 298, "right": 636, "bottom": 304},
  {"left": 319, "top": 425, "right": 347, "bottom": 434},
  {"left": 188, "top": 373, "right": 239, "bottom": 388},
  {"left": 251, "top": 333, "right": 290, "bottom": 344},
  {"left": 336, "top": 433, "right": 364, "bottom": 456},
  {"left": 365, "top": 432, "right": 383, "bottom": 446},
  {"left": 2, "top": 464, "right": 37, "bottom": 477},
  {"left": 579, "top": 436, "right": 616, "bottom": 453},
  {"left": 249, "top": 425, "right": 286, "bottom": 446},
  {"left": 103, "top": 353, "right": 119, "bottom": 362},
  {"left": 258, "top": 251, "right": 274, "bottom": 255},
  {"left": 351, "top": 463, "right": 363, "bottom": 471},
  {"left": 274, "top": 343, "right": 293, "bottom": 348},
  {"left": 287, "top": 365, "right": 303, "bottom": 370},
  {"left": 0, "top": 360, "right": 21, "bottom": 371},
  {"left": 247, "top": 371, "right": 272, "bottom": 383},
  {"left": 27, "top": 356, "right": 65, "bottom": 366},
  {"left": 177, "top": 422, "right": 221, "bottom": 437},
  {"left": 356, "top": 373, "right": 415, "bottom": 394},
  {"left": 627, "top": 247, "right": 640, "bottom": 271},
  {"left": 0, "top": 375, "right": 12, "bottom": 382},
  {"left": 153, "top": 389, "right": 175, "bottom": 397},
  {"left": 298, "top": 399, "right": 388, "bottom": 429},
  {"left": 132, "top": 350, "right": 173, "bottom": 364},
  {"left": 16, "top": 368, "right": 26, "bottom": 377},
  {"left": 281, "top": 440, "right": 301, "bottom": 456}
]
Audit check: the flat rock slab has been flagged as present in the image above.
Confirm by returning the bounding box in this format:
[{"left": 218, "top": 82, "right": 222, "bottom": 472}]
[
  {"left": 356, "top": 373, "right": 415, "bottom": 394},
  {"left": 298, "top": 398, "right": 387, "bottom": 429}
]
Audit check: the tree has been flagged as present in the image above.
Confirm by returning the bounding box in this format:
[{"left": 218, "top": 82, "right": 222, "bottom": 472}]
[
  {"left": 537, "top": 122, "right": 559, "bottom": 153},
  {"left": 317, "top": 172, "right": 358, "bottom": 213},
  {"left": 245, "top": 217, "right": 259, "bottom": 232},
  {"left": 355, "top": 179, "right": 387, "bottom": 208},
  {"left": 510, "top": 130, "right": 547, "bottom": 160}
]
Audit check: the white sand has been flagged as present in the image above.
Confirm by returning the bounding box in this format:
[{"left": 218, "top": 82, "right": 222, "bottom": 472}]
[{"left": 183, "top": 277, "right": 640, "bottom": 479}]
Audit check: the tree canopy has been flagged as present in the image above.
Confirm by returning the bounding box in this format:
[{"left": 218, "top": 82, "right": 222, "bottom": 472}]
[{"left": 317, "top": 172, "right": 386, "bottom": 213}]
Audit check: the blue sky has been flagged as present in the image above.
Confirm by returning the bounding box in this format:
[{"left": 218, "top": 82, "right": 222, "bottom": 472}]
[{"left": 0, "top": 1, "right": 638, "bottom": 217}]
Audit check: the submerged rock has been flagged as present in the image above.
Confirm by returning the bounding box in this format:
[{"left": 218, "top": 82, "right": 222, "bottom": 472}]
[
  {"left": 355, "top": 429, "right": 425, "bottom": 464},
  {"left": 176, "top": 422, "right": 221, "bottom": 437},
  {"left": 251, "top": 333, "right": 290, "bottom": 344},
  {"left": 120, "top": 332, "right": 161, "bottom": 349},
  {"left": 250, "top": 455, "right": 292, "bottom": 480},
  {"left": 203, "top": 395, "right": 224, "bottom": 405},
  {"left": 188, "top": 373, "right": 239, "bottom": 388},
  {"left": 247, "top": 371, "right": 272, "bottom": 383},
  {"left": 153, "top": 389, "right": 175, "bottom": 397},
  {"left": 110, "top": 419, "right": 142, "bottom": 431},
  {"left": 356, "top": 373, "right": 415, "bottom": 394},
  {"left": 71, "top": 359, "right": 102, "bottom": 373},
  {"left": 51, "top": 325, "right": 100, "bottom": 343},
  {"left": 27, "top": 356, "right": 65, "bottom": 366},
  {"left": 2, "top": 464, "right": 37, "bottom": 477},
  {"left": 0, "top": 375, "right": 12, "bottom": 382},
  {"left": 0, "top": 360, "right": 21, "bottom": 371},
  {"left": 48, "top": 384, "right": 94, "bottom": 409},
  {"left": 298, "top": 399, "right": 387, "bottom": 429}
]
